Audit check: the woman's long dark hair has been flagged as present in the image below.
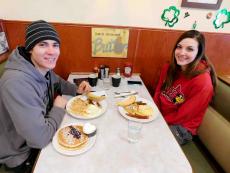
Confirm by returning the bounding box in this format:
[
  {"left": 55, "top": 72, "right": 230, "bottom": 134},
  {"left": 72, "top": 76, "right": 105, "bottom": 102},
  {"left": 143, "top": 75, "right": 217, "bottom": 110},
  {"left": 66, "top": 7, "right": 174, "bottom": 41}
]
[{"left": 161, "top": 30, "right": 217, "bottom": 91}]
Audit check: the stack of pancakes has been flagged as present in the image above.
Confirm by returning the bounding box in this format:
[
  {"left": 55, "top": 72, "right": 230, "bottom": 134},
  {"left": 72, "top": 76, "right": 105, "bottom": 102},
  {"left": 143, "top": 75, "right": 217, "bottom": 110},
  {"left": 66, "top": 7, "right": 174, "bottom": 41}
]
[{"left": 58, "top": 125, "right": 88, "bottom": 150}]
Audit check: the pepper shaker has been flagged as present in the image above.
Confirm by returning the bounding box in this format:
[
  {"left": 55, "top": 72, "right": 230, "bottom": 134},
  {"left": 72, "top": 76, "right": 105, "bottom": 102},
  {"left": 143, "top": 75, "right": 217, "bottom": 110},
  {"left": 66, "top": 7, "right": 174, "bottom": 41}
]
[{"left": 99, "top": 65, "right": 105, "bottom": 80}]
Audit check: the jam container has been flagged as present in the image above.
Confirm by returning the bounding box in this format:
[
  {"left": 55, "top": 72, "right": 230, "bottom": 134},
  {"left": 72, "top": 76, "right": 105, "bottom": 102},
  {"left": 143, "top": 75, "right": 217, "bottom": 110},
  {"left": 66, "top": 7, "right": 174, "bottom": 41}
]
[{"left": 123, "top": 62, "right": 133, "bottom": 77}]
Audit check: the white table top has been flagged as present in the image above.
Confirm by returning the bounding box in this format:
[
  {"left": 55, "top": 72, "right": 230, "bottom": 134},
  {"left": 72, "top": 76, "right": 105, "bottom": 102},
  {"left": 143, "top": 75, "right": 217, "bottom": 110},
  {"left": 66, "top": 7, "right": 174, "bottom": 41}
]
[{"left": 33, "top": 74, "right": 192, "bottom": 173}]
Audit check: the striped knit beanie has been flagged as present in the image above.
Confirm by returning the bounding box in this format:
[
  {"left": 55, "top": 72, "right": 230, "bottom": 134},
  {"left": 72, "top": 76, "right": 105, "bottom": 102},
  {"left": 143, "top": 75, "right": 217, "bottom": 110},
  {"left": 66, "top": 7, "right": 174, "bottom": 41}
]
[{"left": 25, "top": 20, "right": 60, "bottom": 51}]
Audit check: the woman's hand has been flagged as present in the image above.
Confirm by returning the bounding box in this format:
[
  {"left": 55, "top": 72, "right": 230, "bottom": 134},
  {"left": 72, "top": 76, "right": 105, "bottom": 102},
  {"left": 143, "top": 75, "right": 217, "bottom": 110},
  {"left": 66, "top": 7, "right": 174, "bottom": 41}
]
[{"left": 77, "top": 81, "right": 91, "bottom": 94}]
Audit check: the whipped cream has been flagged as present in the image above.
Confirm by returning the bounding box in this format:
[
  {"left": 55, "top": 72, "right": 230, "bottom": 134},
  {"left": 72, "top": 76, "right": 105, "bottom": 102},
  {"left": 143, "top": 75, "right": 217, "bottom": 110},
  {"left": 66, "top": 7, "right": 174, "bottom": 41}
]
[{"left": 83, "top": 123, "right": 96, "bottom": 135}]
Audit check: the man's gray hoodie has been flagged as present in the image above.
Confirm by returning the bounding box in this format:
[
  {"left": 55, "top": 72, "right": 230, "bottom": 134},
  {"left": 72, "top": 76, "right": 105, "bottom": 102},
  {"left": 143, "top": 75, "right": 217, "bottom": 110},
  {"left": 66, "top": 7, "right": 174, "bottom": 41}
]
[{"left": 0, "top": 47, "right": 76, "bottom": 167}]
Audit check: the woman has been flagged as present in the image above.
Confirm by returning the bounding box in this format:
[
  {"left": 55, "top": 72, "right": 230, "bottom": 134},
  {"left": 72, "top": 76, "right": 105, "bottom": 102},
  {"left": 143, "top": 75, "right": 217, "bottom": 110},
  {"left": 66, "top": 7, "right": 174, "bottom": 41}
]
[
  {"left": 0, "top": 20, "right": 91, "bottom": 173},
  {"left": 154, "top": 30, "right": 217, "bottom": 145}
]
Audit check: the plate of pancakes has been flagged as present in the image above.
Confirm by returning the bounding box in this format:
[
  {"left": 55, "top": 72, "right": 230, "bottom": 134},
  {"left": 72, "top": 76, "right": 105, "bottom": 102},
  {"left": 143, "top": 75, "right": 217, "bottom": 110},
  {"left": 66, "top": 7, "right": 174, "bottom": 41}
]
[
  {"left": 66, "top": 92, "right": 107, "bottom": 119},
  {"left": 52, "top": 123, "right": 96, "bottom": 156},
  {"left": 117, "top": 96, "right": 158, "bottom": 123}
]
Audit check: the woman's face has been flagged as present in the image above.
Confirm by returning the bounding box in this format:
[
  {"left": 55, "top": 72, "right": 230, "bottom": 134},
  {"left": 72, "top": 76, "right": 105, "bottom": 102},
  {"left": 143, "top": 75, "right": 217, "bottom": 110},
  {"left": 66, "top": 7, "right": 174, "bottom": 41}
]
[
  {"left": 30, "top": 40, "right": 60, "bottom": 73},
  {"left": 174, "top": 38, "right": 199, "bottom": 71}
]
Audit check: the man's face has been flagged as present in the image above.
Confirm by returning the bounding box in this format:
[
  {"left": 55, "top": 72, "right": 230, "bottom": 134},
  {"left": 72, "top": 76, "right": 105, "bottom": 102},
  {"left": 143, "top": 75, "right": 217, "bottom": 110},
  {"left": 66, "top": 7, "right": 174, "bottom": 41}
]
[{"left": 30, "top": 40, "right": 60, "bottom": 72}]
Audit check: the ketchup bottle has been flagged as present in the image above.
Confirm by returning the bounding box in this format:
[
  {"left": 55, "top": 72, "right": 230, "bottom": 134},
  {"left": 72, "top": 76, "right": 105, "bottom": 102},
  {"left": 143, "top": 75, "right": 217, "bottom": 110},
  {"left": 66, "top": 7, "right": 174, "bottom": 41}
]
[
  {"left": 123, "top": 62, "right": 133, "bottom": 77},
  {"left": 93, "top": 66, "right": 99, "bottom": 77}
]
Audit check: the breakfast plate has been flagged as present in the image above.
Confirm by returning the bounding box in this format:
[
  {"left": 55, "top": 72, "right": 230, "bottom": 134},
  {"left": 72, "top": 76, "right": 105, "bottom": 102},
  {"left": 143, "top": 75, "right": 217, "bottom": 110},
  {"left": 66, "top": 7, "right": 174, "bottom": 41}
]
[
  {"left": 66, "top": 93, "right": 107, "bottom": 119},
  {"left": 52, "top": 123, "right": 96, "bottom": 156},
  {"left": 118, "top": 97, "right": 158, "bottom": 123}
]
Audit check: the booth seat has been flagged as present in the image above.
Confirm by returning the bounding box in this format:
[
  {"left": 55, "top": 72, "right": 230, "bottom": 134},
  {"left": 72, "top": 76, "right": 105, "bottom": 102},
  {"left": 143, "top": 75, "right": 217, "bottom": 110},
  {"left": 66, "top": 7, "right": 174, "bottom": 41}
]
[
  {"left": 0, "top": 60, "right": 6, "bottom": 77},
  {"left": 182, "top": 79, "right": 230, "bottom": 173},
  {"left": 0, "top": 52, "right": 9, "bottom": 77},
  {"left": 0, "top": 56, "right": 7, "bottom": 172}
]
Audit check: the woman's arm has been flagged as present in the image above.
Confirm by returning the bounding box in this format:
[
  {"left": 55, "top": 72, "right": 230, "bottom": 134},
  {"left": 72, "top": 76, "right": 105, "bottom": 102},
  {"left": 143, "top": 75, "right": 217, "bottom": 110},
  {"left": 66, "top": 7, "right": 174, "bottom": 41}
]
[{"left": 153, "top": 64, "right": 169, "bottom": 108}]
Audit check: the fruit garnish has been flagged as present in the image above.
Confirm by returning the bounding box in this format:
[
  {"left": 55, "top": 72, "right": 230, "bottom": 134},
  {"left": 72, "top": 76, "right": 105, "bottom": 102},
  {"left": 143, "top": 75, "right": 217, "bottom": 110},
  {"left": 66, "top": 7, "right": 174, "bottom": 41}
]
[{"left": 69, "top": 126, "right": 81, "bottom": 139}]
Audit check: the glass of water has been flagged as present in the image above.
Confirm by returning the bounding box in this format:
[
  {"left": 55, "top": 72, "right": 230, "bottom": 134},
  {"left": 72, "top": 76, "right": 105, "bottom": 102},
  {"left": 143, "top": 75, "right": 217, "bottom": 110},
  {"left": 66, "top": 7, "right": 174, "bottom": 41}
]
[
  {"left": 127, "top": 120, "right": 143, "bottom": 143},
  {"left": 103, "top": 77, "right": 111, "bottom": 90}
]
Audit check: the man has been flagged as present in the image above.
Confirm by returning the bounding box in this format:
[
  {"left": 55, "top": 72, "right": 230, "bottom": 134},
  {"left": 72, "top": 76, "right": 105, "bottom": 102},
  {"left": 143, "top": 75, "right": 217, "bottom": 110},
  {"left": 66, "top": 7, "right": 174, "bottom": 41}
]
[{"left": 0, "top": 20, "right": 91, "bottom": 173}]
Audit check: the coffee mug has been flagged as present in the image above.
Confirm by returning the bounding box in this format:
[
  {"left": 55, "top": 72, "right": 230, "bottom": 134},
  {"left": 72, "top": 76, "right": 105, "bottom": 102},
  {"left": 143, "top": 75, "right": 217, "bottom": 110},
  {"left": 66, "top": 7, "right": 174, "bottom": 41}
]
[
  {"left": 88, "top": 74, "right": 98, "bottom": 87},
  {"left": 112, "top": 75, "right": 121, "bottom": 87}
]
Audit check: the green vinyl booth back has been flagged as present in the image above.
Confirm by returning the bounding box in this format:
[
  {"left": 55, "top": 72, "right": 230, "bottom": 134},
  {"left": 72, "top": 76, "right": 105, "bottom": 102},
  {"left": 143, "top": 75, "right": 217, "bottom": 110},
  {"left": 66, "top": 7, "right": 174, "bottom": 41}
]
[
  {"left": 198, "top": 79, "right": 230, "bottom": 173},
  {"left": 0, "top": 60, "right": 6, "bottom": 77},
  {"left": 182, "top": 79, "right": 230, "bottom": 173}
]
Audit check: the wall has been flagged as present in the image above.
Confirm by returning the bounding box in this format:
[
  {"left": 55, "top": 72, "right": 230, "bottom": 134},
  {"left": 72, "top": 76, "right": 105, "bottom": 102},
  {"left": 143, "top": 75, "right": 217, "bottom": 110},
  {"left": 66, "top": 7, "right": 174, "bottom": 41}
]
[
  {"left": 3, "top": 20, "right": 230, "bottom": 95},
  {"left": 0, "top": 0, "right": 230, "bottom": 33}
]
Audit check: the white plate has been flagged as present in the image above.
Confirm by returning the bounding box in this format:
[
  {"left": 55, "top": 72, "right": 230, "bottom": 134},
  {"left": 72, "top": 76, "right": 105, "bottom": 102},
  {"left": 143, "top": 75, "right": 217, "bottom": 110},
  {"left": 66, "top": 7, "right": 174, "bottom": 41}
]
[
  {"left": 118, "top": 97, "right": 158, "bottom": 123},
  {"left": 52, "top": 123, "right": 96, "bottom": 156},
  {"left": 66, "top": 94, "right": 107, "bottom": 119}
]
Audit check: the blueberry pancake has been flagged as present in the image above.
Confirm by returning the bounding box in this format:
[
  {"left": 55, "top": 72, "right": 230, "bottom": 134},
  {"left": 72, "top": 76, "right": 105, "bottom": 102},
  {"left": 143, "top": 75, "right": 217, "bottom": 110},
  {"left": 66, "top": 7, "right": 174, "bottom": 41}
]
[{"left": 58, "top": 125, "right": 89, "bottom": 150}]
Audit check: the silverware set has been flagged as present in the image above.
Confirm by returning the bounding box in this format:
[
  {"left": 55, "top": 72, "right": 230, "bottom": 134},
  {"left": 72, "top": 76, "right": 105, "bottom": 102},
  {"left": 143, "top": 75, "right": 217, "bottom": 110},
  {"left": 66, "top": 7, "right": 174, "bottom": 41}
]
[{"left": 114, "top": 91, "right": 138, "bottom": 98}]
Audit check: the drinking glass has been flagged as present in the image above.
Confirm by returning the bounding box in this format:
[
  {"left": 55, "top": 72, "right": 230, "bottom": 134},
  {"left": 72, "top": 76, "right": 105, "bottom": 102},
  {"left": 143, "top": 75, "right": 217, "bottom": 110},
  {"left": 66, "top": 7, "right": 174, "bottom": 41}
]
[
  {"left": 103, "top": 77, "right": 111, "bottom": 90},
  {"left": 127, "top": 120, "right": 143, "bottom": 143}
]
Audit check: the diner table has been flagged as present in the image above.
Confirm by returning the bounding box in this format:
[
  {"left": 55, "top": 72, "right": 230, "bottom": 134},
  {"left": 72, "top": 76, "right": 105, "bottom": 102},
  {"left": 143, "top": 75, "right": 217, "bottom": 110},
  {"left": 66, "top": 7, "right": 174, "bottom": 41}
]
[{"left": 33, "top": 73, "right": 192, "bottom": 173}]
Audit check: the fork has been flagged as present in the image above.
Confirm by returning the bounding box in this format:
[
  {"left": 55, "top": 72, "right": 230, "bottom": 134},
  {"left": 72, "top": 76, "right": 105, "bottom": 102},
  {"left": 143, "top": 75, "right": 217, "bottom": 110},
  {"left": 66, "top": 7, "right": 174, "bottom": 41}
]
[
  {"left": 114, "top": 91, "right": 131, "bottom": 95},
  {"left": 114, "top": 92, "right": 138, "bottom": 98}
]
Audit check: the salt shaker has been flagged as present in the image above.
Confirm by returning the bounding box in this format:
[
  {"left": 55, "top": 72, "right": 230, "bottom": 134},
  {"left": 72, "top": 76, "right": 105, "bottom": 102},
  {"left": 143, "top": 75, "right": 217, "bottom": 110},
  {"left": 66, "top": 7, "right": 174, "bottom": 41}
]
[
  {"left": 105, "top": 66, "right": 110, "bottom": 78},
  {"left": 116, "top": 67, "right": 121, "bottom": 76}
]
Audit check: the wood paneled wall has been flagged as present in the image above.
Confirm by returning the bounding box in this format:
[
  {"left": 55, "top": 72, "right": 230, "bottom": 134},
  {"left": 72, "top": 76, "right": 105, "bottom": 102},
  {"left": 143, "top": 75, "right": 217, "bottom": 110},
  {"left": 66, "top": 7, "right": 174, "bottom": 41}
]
[{"left": 2, "top": 20, "right": 230, "bottom": 95}]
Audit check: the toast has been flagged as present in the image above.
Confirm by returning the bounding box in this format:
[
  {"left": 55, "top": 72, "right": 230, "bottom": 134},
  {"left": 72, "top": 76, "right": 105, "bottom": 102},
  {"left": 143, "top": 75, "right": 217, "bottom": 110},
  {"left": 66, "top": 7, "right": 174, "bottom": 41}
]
[
  {"left": 116, "top": 95, "right": 136, "bottom": 107},
  {"left": 126, "top": 113, "right": 149, "bottom": 119},
  {"left": 124, "top": 103, "right": 153, "bottom": 119},
  {"left": 87, "top": 92, "right": 106, "bottom": 102}
]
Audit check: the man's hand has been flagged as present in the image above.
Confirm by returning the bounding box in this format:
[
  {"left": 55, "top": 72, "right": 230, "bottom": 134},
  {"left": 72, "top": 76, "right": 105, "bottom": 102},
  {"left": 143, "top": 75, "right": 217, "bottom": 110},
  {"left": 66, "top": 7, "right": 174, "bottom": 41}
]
[
  {"left": 54, "top": 96, "right": 68, "bottom": 109},
  {"left": 77, "top": 81, "right": 91, "bottom": 94}
]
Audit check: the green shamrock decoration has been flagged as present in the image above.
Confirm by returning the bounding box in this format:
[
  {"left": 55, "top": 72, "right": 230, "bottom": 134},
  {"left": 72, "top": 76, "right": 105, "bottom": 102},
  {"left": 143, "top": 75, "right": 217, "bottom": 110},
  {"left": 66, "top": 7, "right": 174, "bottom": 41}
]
[
  {"left": 161, "top": 6, "right": 180, "bottom": 27},
  {"left": 213, "top": 8, "right": 230, "bottom": 29},
  {"left": 192, "top": 21, "right": 197, "bottom": 30}
]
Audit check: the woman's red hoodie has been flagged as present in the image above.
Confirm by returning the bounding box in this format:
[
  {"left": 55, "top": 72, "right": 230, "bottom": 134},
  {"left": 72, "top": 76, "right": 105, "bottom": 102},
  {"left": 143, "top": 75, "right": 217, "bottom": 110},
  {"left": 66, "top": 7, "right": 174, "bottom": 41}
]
[{"left": 153, "top": 62, "right": 213, "bottom": 135}]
